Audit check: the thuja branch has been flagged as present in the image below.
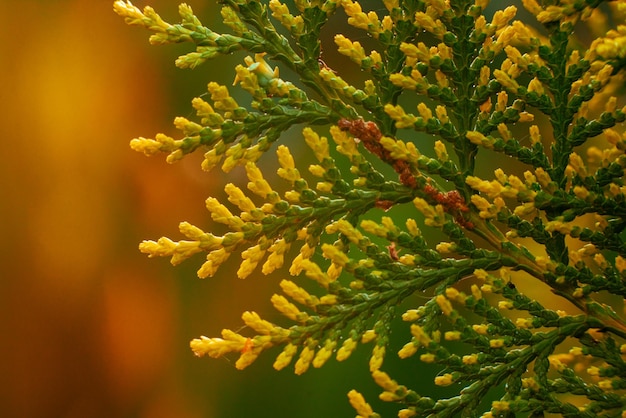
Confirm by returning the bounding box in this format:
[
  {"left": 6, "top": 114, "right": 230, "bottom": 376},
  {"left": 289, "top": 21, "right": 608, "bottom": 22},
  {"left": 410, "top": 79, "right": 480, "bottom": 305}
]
[{"left": 116, "top": 0, "right": 626, "bottom": 416}]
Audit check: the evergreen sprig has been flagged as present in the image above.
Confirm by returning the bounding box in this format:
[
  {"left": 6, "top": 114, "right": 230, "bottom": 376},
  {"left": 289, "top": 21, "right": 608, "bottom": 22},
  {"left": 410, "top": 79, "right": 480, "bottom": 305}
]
[{"left": 116, "top": 0, "right": 626, "bottom": 416}]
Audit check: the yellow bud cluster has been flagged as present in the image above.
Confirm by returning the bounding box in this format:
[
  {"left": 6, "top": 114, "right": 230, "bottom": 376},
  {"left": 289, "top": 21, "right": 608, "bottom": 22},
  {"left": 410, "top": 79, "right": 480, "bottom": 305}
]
[
  {"left": 113, "top": 1, "right": 174, "bottom": 44},
  {"left": 326, "top": 262, "right": 343, "bottom": 282},
  {"left": 235, "top": 54, "right": 280, "bottom": 92},
  {"left": 586, "top": 145, "right": 622, "bottom": 169},
  {"left": 191, "top": 329, "right": 274, "bottom": 370},
  {"left": 321, "top": 243, "right": 350, "bottom": 267},
  {"left": 191, "top": 97, "right": 223, "bottom": 126},
  {"left": 436, "top": 242, "right": 455, "bottom": 254},
  {"left": 190, "top": 330, "right": 246, "bottom": 359},
  {"left": 380, "top": 134, "right": 421, "bottom": 164},
  {"left": 179, "top": 220, "right": 220, "bottom": 242},
  {"left": 498, "top": 300, "right": 514, "bottom": 310},
  {"left": 341, "top": 0, "right": 384, "bottom": 36},
  {"left": 370, "top": 345, "right": 386, "bottom": 371},
  {"left": 493, "top": 68, "right": 520, "bottom": 91},
  {"left": 444, "top": 331, "right": 461, "bottom": 341},
  {"left": 609, "top": 183, "right": 626, "bottom": 198},
  {"left": 382, "top": 0, "right": 399, "bottom": 12},
  {"left": 410, "top": 324, "right": 432, "bottom": 347},
  {"left": 389, "top": 70, "right": 430, "bottom": 93},
  {"left": 337, "top": 337, "right": 358, "bottom": 361},
  {"left": 298, "top": 259, "right": 332, "bottom": 287},
  {"left": 471, "top": 284, "right": 483, "bottom": 300},
  {"left": 599, "top": 379, "right": 614, "bottom": 390},
  {"left": 491, "top": 401, "right": 510, "bottom": 413},
  {"left": 467, "top": 170, "right": 535, "bottom": 200},
  {"left": 223, "top": 184, "right": 255, "bottom": 214},
  {"left": 273, "top": 343, "right": 298, "bottom": 370},
  {"left": 276, "top": 145, "right": 301, "bottom": 182},
  {"left": 615, "top": 256, "right": 626, "bottom": 273},
  {"left": 289, "top": 242, "right": 315, "bottom": 275},
  {"left": 202, "top": 147, "right": 224, "bottom": 172},
  {"left": 219, "top": 5, "right": 246, "bottom": 35},
  {"left": 470, "top": 194, "right": 499, "bottom": 219},
  {"left": 335, "top": 34, "right": 367, "bottom": 64},
  {"left": 326, "top": 219, "right": 365, "bottom": 244},
  {"left": 497, "top": 123, "right": 512, "bottom": 141},
  {"left": 129, "top": 133, "right": 182, "bottom": 162},
  {"left": 474, "top": 14, "right": 488, "bottom": 36},
  {"left": 294, "top": 343, "right": 317, "bottom": 375},
  {"left": 532, "top": 168, "right": 552, "bottom": 191},
  {"left": 413, "top": 198, "right": 446, "bottom": 227},
  {"left": 330, "top": 125, "right": 359, "bottom": 157},
  {"left": 207, "top": 82, "right": 239, "bottom": 117},
  {"left": 280, "top": 280, "right": 320, "bottom": 308},
  {"left": 238, "top": 244, "right": 266, "bottom": 278},
  {"left": 463, "top": 354, "right": 479, "bottom": 365},
  {"left": 222, "top": 141, "right": 253, "bottom": 172},
  {"left": 303, "top": 127, "right": 330, "bottom": 162},
  {"left": 403, "top": 219, "right": 420, "bottom": 237},
  {"left": 246, "top": 162, "right": 275, "bottom": 198},
  {"left": 435, "top": 295, "right": 454, "bottom": 316},
  {"left": 489, "top": 338, "right": 505, "bottom": 348},
  {"left": 466, "top": 131, "right": 493, "bottom": 149},
  {"left": 474, "top": 269, "right": 489, "bottom": 280},
  {"left": 473, "top": 324, "right": 489, "bottom": 335},
  {"left": 398, "top": 341, "right": 418, "bottom": 359},
  {"left": 271, "top": 294, "right": 306, "bottom": 322},
  {"left": 547, "top": 356, "right": 567, "bottom": 372},
  {"left": 372, "top": 370, "right": 400, "bottom": 399},
  {"left": 434, "top": 373, "right": 454, "bottom": 386},
  {"left": 522, "top": 376, "right": 540, "bottom": 391},
  {"left": 516, "top": 317, "right": 534, "bottom": 329},
  {"left": 416, "top": 103, "right": 433, "bottom": 121},
  {"left": 313, "top": 339, "right": 337, "bottom": 368},
  {"left": 521, "top": 0, "right": 541, "bottom": 15},
  {"left": 347, "top": 389, "right": 375, "bottom": 418},
  {"left": 205, "top": 197, "right": 244, "bottom": 231},
  {"left": 384, "top": 104, "right": 419, "bottom": 129},
  {"left": 139, "top": 222, "right": 225, "bottom": 272},
  {"left": 435, "top": 69, "right": 449, "bottom": 88},
  {"left": 360, "top": 330, "right": 377, "bottom": 344},
  {"left": 492, "top": 5, "right": 517, "bottom": 30},
  {"left": 402, "top": 309, "right": 422, "bottom": 322},
  {"left": 400, "top": 41, "right": 431, "bottom": 61},
  {"left": 477, "top": 284, "right": 492, "bottom": 296},
  {"left": 360, "top": 218, "right": 392, "bottom": 238},
  {"left": 593, "top": 31, "right": 626, "bottom": 60},
  {"left": 233, "top": 63, "right": 261, "bottom": 94},
  {"left": 420, "top": 353, "right": 436, "bottom": 363},
  {"left": 594, "top": 253, "right": 608, "bottom": 269},
  {"left": 545, "top": 221, "right": 574, "bottom": 235},
  {"left": 242, "top": 311, "right": 281, "bottom": 337},
  {"left": 198, "top": 248, "right": 230, "bottom": 278},
  {"left": 414, "top": 11, "right": 445, "bottom": 38},
  {"left": 269, "top": 0, "right": 304, "bottom": 35},
  {"left": 307, "top": 164, "right": 325, "bottom": 178},
  {"left": 567, "top": 152, "right": 588, "bottom": 178},
  {"left": 433, "top": 140, "right": 449, "bottom": 162},
  {"left": 536, "top": 5, "right": 568, "bottom": 24},
  {"left": 319, "top": 69, "right": 356, "bottom": 96}
]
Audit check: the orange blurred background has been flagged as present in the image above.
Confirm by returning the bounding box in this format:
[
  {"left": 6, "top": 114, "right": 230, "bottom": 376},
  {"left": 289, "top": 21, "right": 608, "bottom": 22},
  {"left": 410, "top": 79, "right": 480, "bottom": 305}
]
[
  {"left": 1, "top": 1, "right": 215, "bottom": 416},
  {"left": 0, "top": 1, "right": 384, "bottom": 417}
]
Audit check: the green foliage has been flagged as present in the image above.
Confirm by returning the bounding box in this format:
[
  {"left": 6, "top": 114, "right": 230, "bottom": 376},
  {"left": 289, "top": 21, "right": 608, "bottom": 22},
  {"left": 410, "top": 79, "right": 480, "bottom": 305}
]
[{"left": 115, "top": 0, "right": 626, "bottom": 416}]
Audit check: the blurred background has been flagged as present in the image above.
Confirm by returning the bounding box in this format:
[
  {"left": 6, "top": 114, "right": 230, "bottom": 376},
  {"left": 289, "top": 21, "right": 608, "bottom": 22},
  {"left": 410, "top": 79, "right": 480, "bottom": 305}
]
[{"left": 0, "top": 1, "right": 416, "bottom": 417}]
